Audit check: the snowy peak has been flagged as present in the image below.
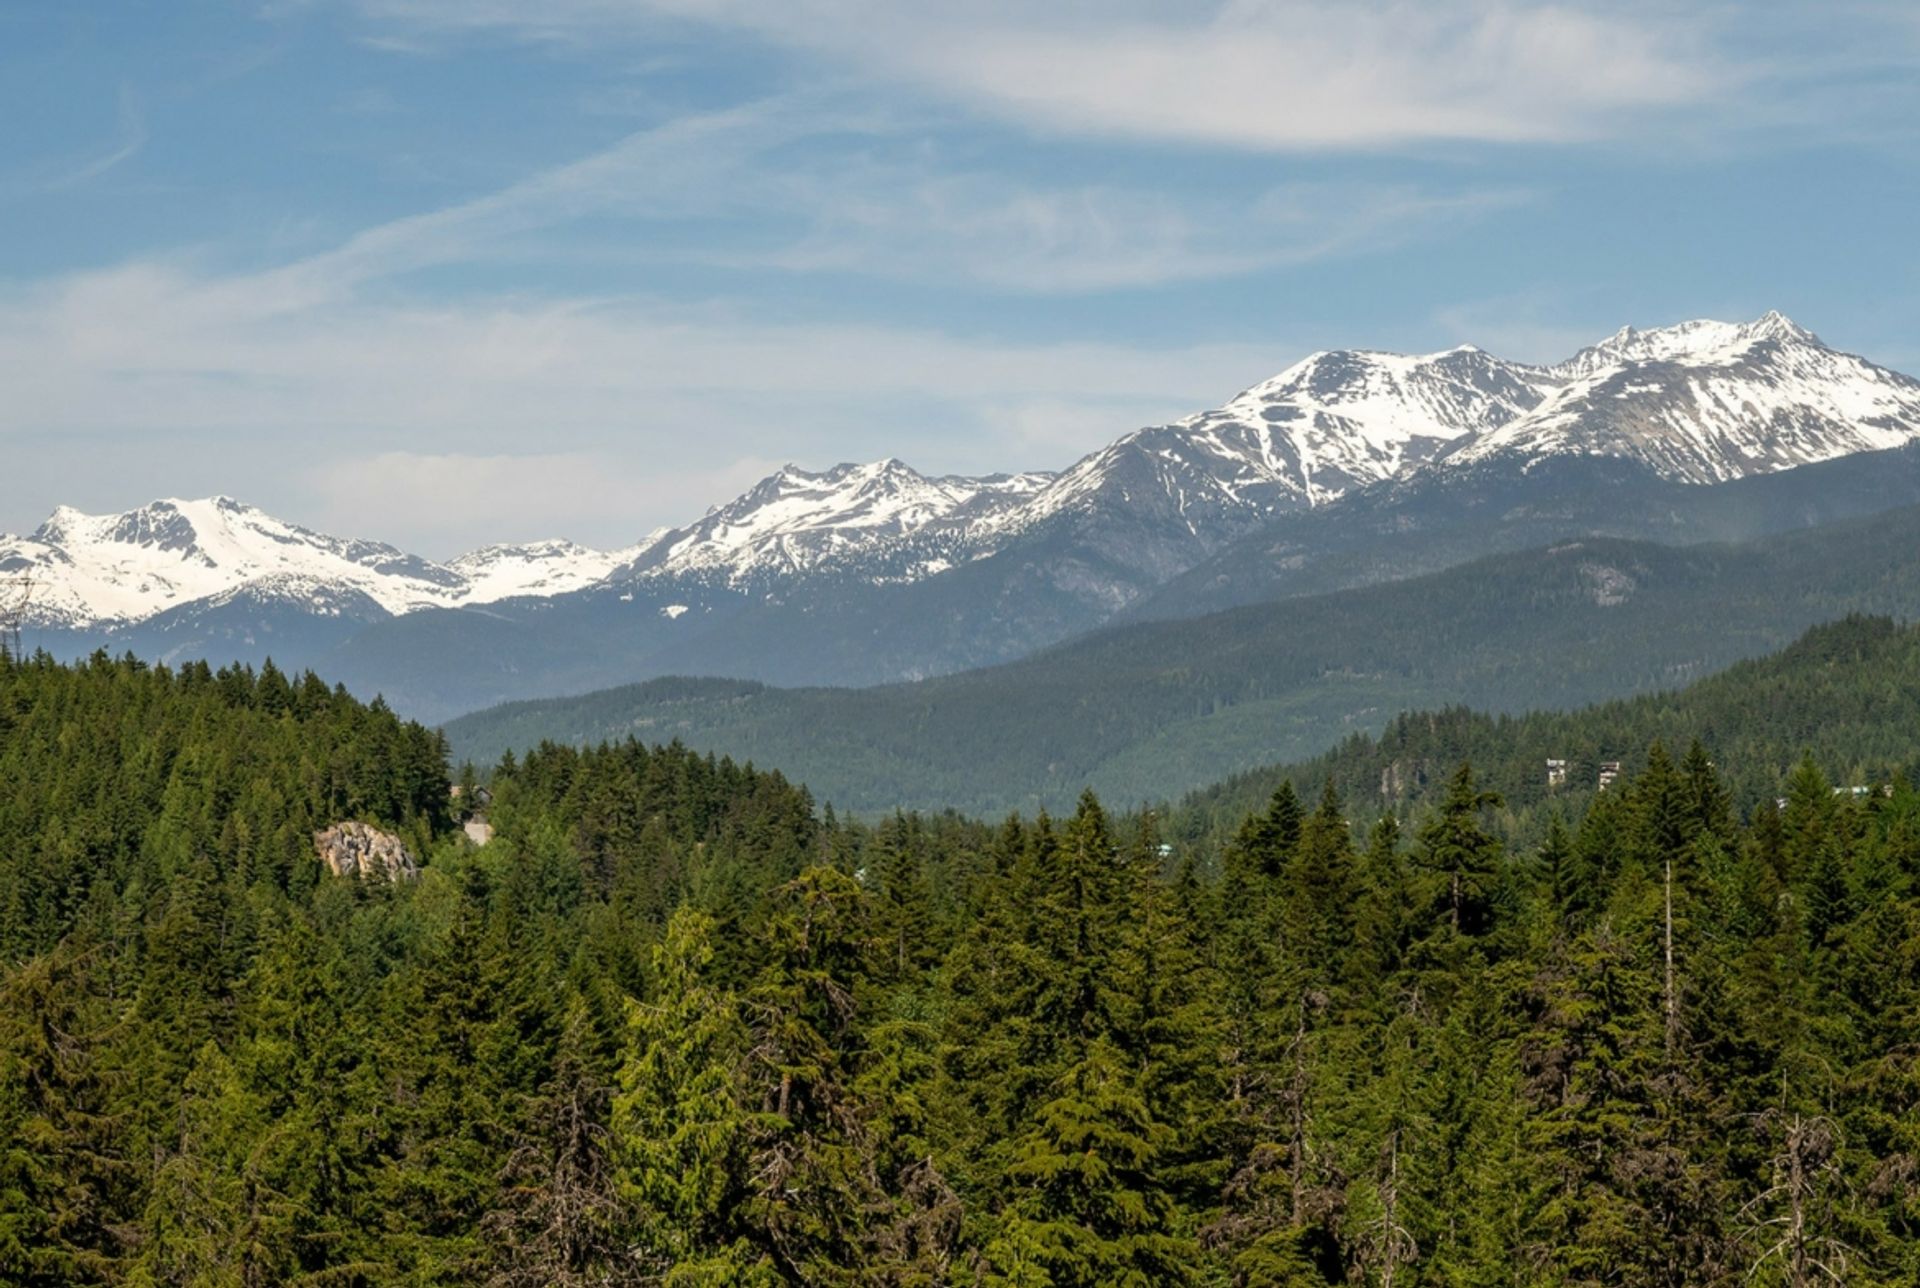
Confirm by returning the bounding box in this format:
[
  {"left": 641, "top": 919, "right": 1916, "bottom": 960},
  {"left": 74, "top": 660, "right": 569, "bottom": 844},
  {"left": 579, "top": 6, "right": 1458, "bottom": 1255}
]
[
  {"left": 625, "top": 457, "right": 1056, "bottom": 582},
  {"left": 1453, "top": 312, "right": 1920, "bottom": 483},
  {"left": 1010, "top": 342, "right": 1556, "bottom": 533},
  {"left": 449, "top": 539, "right": 649, "bottom": 603},
  {"left": 0, "top": 498, "right": 643, "bottom": 628},
  {"left": 3, "top": 497, "right": 462, "bottom": 628},
  {"left": 1551, "top": 311, "right": 1822, "bottom": 379}
]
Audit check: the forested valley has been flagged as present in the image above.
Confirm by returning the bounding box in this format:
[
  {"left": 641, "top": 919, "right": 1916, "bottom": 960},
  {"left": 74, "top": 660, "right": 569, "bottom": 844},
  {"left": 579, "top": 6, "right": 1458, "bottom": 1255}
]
[{"left": 5, "top": 644, "right": 1920, "bottom": 1285}]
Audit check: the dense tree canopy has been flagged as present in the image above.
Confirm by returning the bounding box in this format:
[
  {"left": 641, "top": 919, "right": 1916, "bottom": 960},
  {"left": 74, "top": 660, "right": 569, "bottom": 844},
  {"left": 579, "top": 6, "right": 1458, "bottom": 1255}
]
[{"left": 5, "top": 642, "right": 1920, "bottom": 1283}]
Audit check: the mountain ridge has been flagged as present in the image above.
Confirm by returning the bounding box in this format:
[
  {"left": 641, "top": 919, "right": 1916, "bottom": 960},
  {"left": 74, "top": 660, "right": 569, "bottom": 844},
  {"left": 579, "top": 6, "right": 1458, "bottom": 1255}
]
[
  {"left": 9, "top": 311, "right": 1914, "bottom": 636},
  {"left": 442, "top": 499, "right": 1920, "bottom": 816},
  {"left": 12, "top": 311, "right": 1920, "bottom": 717}
]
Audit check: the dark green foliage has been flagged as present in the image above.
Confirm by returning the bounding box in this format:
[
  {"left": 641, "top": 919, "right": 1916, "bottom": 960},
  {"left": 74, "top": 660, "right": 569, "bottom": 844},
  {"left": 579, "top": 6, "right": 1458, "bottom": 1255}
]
[
  {"left": 8, "top": 640, "right": 1920, "bottom": 1283},
  {"left": 1183, "top": 614, "right": 1920, "bottom": 845}
]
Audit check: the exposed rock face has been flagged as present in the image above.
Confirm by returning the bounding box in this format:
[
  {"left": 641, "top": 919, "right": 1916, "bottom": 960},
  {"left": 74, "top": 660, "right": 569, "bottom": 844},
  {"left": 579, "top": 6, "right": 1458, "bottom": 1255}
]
[{"left": 314, "top": 821, "right": 418, "bottom": 882}]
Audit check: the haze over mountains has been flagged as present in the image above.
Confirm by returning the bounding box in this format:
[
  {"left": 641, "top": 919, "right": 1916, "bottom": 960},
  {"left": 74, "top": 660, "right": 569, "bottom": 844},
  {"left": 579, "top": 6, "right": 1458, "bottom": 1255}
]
[
  {"left": 9, "top": 312, "right": 1920, "bottom": 721},
  {"left": 443, "top": 501, "right": 1920, "bottom": 815}
]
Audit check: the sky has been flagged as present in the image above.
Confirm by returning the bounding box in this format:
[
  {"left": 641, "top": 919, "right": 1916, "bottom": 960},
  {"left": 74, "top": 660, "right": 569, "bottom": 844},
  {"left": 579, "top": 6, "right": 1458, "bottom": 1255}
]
[{"left": 1, "top": 0, "right": 1917, "bottom": 557}]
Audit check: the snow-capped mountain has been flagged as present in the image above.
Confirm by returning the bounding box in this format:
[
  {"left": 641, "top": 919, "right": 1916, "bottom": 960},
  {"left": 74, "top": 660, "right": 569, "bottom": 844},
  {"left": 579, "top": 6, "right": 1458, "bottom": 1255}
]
[
  {"left": 11, "top": 312, "right": 1918, "bottom": 657},
  {"left": 1446, "top": 312, "right": 1920, "bottom": 482},
  {"left": 0, "top": 497, "right": 634, "bottom": 630},
  {"left": 618, "top": 459, "right": 1054, "bottom": 585},
  {"left": 1001, "top": 344, "right": 1554, "bottom": 538},
  {"left": 0, "top": 498, "right": 465, "bottom": 628}
]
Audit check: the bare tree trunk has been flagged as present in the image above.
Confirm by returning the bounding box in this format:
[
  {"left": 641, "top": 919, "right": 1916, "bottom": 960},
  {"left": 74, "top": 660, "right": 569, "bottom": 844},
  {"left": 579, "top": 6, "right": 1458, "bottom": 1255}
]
[
  {"left": 1664, "top": 857, "right": 1677, "bottom": 1057},
  {"left": 1381, "top": 1130, "right": 1401, "bottom": 1288},
  {"left": 1289, "top": 1003, "right": 1309, "bottom": 1227}
]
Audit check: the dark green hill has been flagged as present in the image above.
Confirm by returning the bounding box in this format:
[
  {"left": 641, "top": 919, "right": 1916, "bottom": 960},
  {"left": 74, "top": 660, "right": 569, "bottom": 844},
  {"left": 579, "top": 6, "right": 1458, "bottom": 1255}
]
[
  {"left": 1170, "top": 613, "right": 1920, "bottom": 843},
  {"left": 445, "top": 502, "right": 1920, "bottom": 816}
]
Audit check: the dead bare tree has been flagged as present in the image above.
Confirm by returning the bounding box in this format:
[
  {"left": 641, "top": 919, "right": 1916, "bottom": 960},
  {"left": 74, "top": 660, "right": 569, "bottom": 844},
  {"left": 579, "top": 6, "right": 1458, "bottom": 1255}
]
[
  {"left": 1736, "top": 1113, "right": 1857, "bottom": 1286},
  {"left": 1353, "top": 1128, "right": 1419, "bottom": 1288},
  {"left": 0, "top": 572, "right": 33, "bottom": 657}
]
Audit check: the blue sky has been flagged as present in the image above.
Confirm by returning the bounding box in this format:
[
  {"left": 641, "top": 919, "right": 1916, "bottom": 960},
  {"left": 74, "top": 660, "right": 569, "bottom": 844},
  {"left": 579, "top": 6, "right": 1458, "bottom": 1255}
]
[{"left": 2, "top": 0, "right": 1917, "bottom": 555}]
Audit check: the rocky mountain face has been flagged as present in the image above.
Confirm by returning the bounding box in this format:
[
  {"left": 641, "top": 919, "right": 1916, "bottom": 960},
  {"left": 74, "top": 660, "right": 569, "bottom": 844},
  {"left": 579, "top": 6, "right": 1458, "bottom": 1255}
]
[{"left": 11, "top": 313, "right": 1920, "bottom": 719}]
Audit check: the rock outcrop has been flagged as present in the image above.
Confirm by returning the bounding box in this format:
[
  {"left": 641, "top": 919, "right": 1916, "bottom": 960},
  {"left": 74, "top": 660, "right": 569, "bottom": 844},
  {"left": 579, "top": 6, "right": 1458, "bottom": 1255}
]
[{"left": 314, "top": 821, "right": 419, "bottom": 882}]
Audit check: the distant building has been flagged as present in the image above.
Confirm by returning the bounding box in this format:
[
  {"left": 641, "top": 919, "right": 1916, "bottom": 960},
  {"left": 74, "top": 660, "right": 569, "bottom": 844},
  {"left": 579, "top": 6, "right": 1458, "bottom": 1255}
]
[
  {"left": 1546, "top": 758, "right": 1569, "bottom": 789},
  {"left": 451, "top": 784, "right": 494, "bottom": 807},
  {"left": 1597, "top": 761, "right": 1622, "bottom": 792}
]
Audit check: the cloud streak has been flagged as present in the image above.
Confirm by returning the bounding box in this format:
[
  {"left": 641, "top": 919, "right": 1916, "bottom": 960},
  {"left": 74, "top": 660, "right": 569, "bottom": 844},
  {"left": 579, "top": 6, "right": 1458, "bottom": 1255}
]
[
  {"left": 0, "top": 257, "right": 1293, "bottom": 551},
  {"left": 353, "top": 0, "right": 1737, "bottom": 149},
  {"left": 131, "top": 93, "right": 1520, "bottom": 307},
  {"left": 10, "top": 85, "right": 148, "bottom": 196},
  {"left": 10, "top": 91, "right": 1483, "bottom": 549}
]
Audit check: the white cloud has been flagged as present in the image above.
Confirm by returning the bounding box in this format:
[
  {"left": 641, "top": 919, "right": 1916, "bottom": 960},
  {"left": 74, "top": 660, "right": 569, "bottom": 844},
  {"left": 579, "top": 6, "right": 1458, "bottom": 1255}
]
[
  {"left": 351, "top": 0, "right": 1735, "bottom": 149},
  {"left": 0, "top": 256, "right": 1289, "bottom": 551},
  {"left": 306, "top": 449, "right": 783, "bottom": 554},
  {"left": 754, "top": 171, "right": 1533, "bottom": 293},
  {"left": 174, "top": 95, "right": 1514, "bottom": 300}
]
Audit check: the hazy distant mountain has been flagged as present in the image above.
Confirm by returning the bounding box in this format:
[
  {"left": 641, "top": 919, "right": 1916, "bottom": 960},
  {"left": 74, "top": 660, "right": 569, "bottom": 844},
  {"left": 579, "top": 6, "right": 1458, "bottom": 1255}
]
[
  {"left": 443, "top": 502, "right": 1920, "bottom": 816},
  {"left": 11, "top": 312, "right": 1920, "bottom": 718}
]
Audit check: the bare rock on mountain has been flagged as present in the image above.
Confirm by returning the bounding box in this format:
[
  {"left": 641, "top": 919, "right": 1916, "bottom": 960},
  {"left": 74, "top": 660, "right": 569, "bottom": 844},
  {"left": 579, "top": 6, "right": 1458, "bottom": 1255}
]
[{"left": 314, "top": 821, "right": 418, "bottom": 882}]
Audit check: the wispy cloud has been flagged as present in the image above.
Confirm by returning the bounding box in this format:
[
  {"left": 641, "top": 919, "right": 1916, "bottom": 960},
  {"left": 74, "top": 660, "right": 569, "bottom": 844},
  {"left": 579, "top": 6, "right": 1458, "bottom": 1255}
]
[
  {"left": 750, "top": 171, "right": 1534, "bottom": 293},
  {"left": 14, "top": 84, "right": 148, "bottom": 195},
  {"left": 0, "top": 255, "right": 1290, "bottom": 549},
  {"left": 156, "top": 94, "right": 1517, "bottom": 304},
  {"left": 351, "top": 0, "right": 1738, "bottom": 149}
]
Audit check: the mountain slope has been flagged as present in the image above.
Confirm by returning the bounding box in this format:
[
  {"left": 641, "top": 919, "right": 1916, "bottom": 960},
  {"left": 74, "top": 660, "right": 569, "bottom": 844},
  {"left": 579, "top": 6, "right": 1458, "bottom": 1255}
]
[
  {"left": 1173, "top": 613, "right": 1920, "bottom": 841},
  {"left": 1127, "top": 440, "right": 1920, "bottom": 621},
  {"left": 444, "top": 500, "right": 1920, "bottom": 816}
]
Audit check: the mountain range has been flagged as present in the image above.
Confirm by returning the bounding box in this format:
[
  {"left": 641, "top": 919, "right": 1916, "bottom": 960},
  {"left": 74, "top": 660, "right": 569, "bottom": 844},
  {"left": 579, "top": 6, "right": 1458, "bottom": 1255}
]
[
  {"left": 9, "top": 311, "right": 1920, "bottom": 721},
  {"left": 442, "top": 499, "right": 1920, "bottom": 816}
]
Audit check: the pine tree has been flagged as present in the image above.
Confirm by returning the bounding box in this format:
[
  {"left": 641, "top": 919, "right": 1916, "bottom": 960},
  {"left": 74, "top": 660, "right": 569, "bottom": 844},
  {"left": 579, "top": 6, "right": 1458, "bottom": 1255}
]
[
  {"left": 485, "top": 994, "right": 636, "bottom": 1287},
  {"left": 737, "top": 866, "right": 887, "bottom": 1283},
  {"left": 0, "top": 949, "right": 134, "bottom": 1287},
  {"left": 988, "top": 1039, "right": 1196, "bottom": 1287},
  {"left": 1413, "top": 763, "right": 1503, "bottom": 938},
  {"left": 612, "top": 906, "right": 772, "bottom": 1283},
  {"left": 871, "top": 813, "right": 934, "bottom": 988}
]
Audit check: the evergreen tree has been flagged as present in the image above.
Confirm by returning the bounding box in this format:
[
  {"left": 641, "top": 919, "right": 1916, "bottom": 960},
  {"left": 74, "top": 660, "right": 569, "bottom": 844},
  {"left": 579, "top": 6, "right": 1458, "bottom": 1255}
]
[
  {"left": 612, "top": 907, "right": 771, "bottom": 1283},
  {"left": 988, "top": 1039, "right": 1196, "bottom": 1287},
  {"left": 1414, "top": 762, "right": 1504, "bottom": 937}
]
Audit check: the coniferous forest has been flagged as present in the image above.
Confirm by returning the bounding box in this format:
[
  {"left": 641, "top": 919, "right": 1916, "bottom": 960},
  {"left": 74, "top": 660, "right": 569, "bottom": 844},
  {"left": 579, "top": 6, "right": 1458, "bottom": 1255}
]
[{"left": 6, "top": 645, "right": 1920, "bottom": 1285}]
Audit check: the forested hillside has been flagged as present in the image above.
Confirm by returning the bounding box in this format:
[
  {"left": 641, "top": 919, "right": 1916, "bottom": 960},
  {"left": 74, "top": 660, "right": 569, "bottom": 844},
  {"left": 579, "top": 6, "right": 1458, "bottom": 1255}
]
[
  {"left": 446, "top": 501, "right": 1920, "bottom": 815},
  {"left": 1175, "top": 614, "right": 1920, "bottom": 843},
  {"left": 8, "top": 648, "right": 1920, "bottom": 1283}
]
